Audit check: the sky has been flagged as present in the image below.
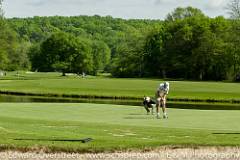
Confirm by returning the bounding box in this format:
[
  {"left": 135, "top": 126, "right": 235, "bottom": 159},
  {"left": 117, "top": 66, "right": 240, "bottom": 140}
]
[{"left": 2, "top": 0, "right": 230, "bottom": 19}]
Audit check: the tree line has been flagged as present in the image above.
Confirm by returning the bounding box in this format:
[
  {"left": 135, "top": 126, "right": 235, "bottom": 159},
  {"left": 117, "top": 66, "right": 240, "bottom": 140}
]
[
  {"left": 0, "top": 0, "right": 30, "bottom": 71},
  {"left": 1, "top": 0, "right": 240, "bottom": 81}
]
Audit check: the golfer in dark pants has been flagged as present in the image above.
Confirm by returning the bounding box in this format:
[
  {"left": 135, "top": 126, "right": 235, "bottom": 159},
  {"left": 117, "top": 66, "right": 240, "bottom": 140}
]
[{"left": 143, "top": 97, "right": 156, "bottom": 115}]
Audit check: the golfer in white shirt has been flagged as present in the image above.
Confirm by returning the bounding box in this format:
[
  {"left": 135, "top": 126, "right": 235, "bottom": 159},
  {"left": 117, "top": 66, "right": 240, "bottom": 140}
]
[{"left": 155, "top": 82, "right": 169, "bottom": 119}]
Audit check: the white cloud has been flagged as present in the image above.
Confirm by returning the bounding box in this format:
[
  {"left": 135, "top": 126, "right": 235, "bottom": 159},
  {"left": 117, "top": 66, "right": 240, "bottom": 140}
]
[{"left": 206, "top": 0, "right": 228, "bottom": 9}]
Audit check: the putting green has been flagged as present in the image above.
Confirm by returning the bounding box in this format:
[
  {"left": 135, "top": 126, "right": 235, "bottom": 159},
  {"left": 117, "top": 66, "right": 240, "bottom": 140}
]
[
  {"left": 0, "top": 103, "right": 239, "bottom": 152},
  {"left": 1, "top": 103, "right": 239, "bottom": 130}
]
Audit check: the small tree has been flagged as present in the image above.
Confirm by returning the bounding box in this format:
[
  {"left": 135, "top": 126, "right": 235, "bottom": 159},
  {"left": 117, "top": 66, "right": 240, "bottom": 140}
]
[
  {"left": 227, "top": 0, "right": 240, "bottom": 19},
  {"left": 0, "top": 0, "right": 3, "bottom": 17}
]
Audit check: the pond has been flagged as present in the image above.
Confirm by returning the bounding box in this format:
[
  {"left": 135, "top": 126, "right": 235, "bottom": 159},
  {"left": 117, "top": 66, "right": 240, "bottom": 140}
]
[{"left": 0, "top": 94, "right": 240, "bottom": 110}]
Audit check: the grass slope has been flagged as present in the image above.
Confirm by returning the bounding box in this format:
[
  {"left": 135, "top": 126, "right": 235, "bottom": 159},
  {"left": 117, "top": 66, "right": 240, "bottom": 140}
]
[
  {"left": 0, "top": 103, "right": 239, "bottom": 152},
  {"left": 0, "top": 72, "right": 240, "bottom": 101}
]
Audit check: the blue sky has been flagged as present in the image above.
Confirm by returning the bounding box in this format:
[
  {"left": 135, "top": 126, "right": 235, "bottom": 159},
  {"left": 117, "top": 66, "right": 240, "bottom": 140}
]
[{"left": 2, "top": 0, "right": 229, "bottom": 19}]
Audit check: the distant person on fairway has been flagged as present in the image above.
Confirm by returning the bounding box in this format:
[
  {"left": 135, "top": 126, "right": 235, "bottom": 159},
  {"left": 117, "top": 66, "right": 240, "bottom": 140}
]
[{"left": 155, "top": 82, "right": 169, "bottom": 119}]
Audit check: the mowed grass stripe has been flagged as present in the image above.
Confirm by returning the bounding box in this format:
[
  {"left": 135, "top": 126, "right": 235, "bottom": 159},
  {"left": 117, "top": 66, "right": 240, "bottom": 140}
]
[{"left": 0, "top": 103, "right": 239, "bottom": 152}]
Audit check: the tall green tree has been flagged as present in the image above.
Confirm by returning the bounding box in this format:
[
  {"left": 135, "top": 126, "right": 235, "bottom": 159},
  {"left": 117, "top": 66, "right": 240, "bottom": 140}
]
[
  {"left": 110, "top": 27, "right": 145, "bottom": 77},
  {"left": 28, "top": 43, "right": 42, "bottom": 71},
  {"left": 70, "top": 38, "right": 93, "bottom": 75},
  {"left": 91, "top": 40, "right": 111, "bottom": 75},
  {"left": 226, "top": 0, "right": 240, "bottom": 80},
  {"left": 0, "top": 0, "right": 25, "bottom": 71},
  {"left": 38, "top": 32, "right": 93, "bottom": 75},
  {"left": 0, "top": 0, "right": 7, "bottom": 70},
  {"left": 227, "top": 20, "right": 240, "bottom": 80},
  {"left": 163, "top": 18, "right": 197, "bottom": 79},
  {"left": 12, "top": 41, "right": 31, "bottom": 70},
  {"left": 192, "top": 31, "right": 230, "bottom": 80},
  {"left": 166, "top": 6, "right": 206, "bottom": 21},
  {"left": 144, "top": 26, "right": 168, "bottom": 77}
]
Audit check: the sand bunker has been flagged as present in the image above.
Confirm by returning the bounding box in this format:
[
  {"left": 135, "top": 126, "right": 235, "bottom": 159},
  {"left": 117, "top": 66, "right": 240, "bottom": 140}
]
[{"left": 0, "top": 147, "right": 240, "bottom": 160}]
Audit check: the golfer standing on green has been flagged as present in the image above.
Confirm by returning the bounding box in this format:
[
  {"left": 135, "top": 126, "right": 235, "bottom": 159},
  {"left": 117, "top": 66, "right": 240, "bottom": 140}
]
[{"left": 155, "top": 82, "right": 169, "bottom": 119}]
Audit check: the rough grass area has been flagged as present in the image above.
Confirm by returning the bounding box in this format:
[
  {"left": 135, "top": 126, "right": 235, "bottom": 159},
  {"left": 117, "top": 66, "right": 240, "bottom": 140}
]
[
  {"left": 1, "top": 72, "right": 240, "bottom": 102},
  {"left": 0, "top": 103, "right": 240, "bottom": 153}
]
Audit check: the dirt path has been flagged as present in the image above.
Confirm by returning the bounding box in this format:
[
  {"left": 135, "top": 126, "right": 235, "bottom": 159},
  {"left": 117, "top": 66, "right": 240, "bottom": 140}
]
[{"left": 0, "top": 147, "right": 240, "bottom": 160}]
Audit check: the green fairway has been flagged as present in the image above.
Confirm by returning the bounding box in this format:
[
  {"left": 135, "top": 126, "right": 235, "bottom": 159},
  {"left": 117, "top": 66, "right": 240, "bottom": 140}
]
[
  {"left": 0, "top": 103, "right": 239, "bottom": 152},
  {"left": 1, "top": 72, "right": 240, "bottom": 102}
]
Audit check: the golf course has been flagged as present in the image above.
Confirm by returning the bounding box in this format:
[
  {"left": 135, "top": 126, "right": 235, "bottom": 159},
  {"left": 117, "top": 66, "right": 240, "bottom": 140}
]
[
  {"left": 1, "top": 1, "right": 240, "bottom": 158},
  {"left": 0, "top": 72, "right": 240, "bottom": 154}
]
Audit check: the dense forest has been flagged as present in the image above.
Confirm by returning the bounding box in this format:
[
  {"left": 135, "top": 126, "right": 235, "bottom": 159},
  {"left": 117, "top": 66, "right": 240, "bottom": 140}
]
[{"left": 1, "top": 0, "right": 240, "bottom": 81}]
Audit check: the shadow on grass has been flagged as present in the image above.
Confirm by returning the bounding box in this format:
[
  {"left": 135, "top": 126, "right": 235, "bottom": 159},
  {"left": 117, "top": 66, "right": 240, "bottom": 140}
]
[
  {"left": 124, "top": 116, "right": 154, "bottom": 119},
  {"left": 128, "top": 113, "right": 145, "bottom": 115},
  {"left": 212, "top": 133, "right": 240, "bottom": 135},
  {"left": 14, "top": 138, "right": 93, "bottom": 143}
]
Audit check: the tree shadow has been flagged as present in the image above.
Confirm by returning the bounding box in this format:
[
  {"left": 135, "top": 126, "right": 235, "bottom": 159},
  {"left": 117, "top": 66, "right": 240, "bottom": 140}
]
[{"left": 14, "top": 138, "right": 93, "bottom": 143}]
